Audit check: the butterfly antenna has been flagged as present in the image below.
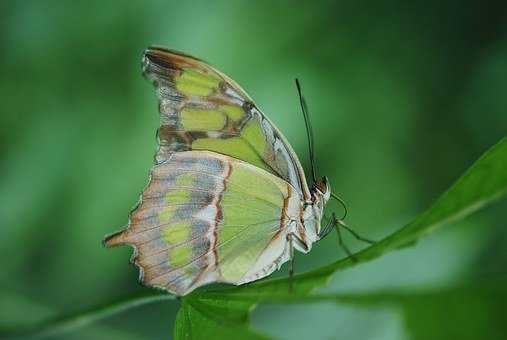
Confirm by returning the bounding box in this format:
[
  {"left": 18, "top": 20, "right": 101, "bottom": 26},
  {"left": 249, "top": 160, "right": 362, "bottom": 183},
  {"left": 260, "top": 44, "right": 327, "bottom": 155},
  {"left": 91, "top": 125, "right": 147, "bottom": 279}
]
[
  {"left": 330, "top": 192, "right": 348, "bottom": 221},
  {"left": 295, "top": 78, "right": 317, "bottom": 183}
]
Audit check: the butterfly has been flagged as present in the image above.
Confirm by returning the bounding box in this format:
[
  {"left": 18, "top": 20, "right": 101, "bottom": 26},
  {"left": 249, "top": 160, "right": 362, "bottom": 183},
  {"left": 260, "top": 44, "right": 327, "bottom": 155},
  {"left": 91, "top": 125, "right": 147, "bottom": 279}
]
[{"left": 104, "top": 47, "right": 366, "bottom": 296}]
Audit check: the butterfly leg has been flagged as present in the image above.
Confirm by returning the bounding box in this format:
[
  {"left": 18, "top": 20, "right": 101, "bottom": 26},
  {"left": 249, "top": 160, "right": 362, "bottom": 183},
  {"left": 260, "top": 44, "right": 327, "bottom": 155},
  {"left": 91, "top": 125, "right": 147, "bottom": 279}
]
[
  {"left": 287, "top": 233, "right": 295, "bottom": 293},
  {"left": 332, "top": 213, "right": 355, "bottom": 261},
  {"left": 332, "top": 213, "right": 376, "bottom": 262},
  {"left": 337, "top": 219, "right": 375, "bottom": 244}
]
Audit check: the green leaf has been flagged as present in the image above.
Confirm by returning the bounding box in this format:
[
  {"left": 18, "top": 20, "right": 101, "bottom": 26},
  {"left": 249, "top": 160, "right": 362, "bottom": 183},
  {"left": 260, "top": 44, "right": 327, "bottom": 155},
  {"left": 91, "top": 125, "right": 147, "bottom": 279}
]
[
  {"left": 272, "top": 279, "right": 507, "bottom": 340},
  {"left": 390, "top": 282, "right": 507, "bottom": 340},
  {"left": 0, "top": 292, "right": 175, "bottom": 339},
  {"left": 175, "top": 297, "right": 267, "bottom": 340}
]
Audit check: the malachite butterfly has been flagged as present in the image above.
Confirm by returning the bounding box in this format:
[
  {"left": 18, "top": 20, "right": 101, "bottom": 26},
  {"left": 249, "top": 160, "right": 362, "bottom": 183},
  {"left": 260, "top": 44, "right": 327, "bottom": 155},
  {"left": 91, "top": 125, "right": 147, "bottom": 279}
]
[{"left": 104, "top": 47, "right": 338, "bottom": 296}]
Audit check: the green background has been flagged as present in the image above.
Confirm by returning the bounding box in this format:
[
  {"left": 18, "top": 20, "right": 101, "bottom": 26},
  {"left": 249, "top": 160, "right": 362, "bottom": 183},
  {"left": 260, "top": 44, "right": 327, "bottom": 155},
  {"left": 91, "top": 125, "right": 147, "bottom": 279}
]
[{"left": 1, "top": 1, "right": 506, "bottom": 339}]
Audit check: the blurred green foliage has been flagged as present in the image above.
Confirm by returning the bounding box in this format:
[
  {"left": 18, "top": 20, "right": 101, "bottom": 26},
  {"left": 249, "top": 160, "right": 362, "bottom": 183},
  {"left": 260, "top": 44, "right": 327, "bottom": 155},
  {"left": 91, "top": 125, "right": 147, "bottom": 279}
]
[{"left": 1, "top": 1, "right": 506, "bottom": 339}]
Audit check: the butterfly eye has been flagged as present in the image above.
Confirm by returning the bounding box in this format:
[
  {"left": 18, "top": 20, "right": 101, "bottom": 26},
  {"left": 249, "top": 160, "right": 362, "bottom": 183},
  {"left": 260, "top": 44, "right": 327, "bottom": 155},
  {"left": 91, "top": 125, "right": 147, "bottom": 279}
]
[{"left": 315, "top": 176, "right": 329, "bottom": 195}]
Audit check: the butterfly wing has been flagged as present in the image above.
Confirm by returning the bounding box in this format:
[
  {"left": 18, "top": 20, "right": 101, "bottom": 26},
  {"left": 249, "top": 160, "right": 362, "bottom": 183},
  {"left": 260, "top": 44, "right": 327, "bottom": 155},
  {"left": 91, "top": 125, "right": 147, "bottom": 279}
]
[
  {"left": 104, "top": 151, "right": 301, "bottom": 296},
  {"left": 143, "top": 47, "right": 311, "bottom": 200}
]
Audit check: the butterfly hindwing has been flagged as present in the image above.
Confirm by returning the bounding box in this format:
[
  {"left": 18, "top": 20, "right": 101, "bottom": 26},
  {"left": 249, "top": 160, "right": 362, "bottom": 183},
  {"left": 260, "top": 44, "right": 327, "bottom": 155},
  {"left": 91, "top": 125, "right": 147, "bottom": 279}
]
[
  {"left": 104, "top": 151, "right": 301, "bottom": 295},
  {"left": 143, "top": 47, "right": 311, "bottom": 199}
]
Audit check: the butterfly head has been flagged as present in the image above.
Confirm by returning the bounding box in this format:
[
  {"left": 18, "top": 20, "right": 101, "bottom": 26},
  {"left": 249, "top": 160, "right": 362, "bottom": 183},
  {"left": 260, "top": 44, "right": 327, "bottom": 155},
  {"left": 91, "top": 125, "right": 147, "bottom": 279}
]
[{"left": 313, "top": 176, "right": 331, "bottom": 203}]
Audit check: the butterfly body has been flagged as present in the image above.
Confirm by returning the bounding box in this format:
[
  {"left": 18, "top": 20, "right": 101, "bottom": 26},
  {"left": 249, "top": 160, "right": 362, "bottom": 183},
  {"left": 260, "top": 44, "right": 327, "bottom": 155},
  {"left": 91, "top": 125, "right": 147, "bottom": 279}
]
[{"left": 105, "top": 47, "right": 330, "bottom": 295}]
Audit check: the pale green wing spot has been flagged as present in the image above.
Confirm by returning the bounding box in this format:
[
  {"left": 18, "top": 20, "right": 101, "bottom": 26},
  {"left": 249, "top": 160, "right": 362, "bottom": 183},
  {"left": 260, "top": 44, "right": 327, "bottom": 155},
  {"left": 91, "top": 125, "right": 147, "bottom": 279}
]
[
  {"left": 222, "top": 104, "right": 244, "bottom": 122},
  {"left": 192, "top": 120, "right": 271, "bottom": 174},
  {"left": 180, "top": 108, "right": 227, "bottom": 131},
  {"left": 175, "top": 68, "right": 221, "bottom": 96},
  {"left": 175, "top": 173, "right": 195, "bottom": 186},
  {"left": 165, "top": 189, "right": 191, "bottom": 203},
  {"left": 169, "top": 246, "right": 193, "bottom": 268},
  {"left": 162, "top": 221, "right": 190, "bottom": 244},
  {"left": 179, "top": 105, "right": 245, "bottom": 131}
]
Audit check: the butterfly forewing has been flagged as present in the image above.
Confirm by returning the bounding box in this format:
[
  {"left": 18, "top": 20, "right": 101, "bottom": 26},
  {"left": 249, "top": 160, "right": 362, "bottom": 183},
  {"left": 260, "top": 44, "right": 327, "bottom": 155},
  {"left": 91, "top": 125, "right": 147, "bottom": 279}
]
[{"left": 142, "top": 47, "right": 311, "bottom": 200}]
